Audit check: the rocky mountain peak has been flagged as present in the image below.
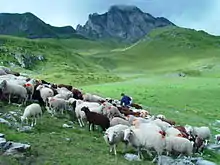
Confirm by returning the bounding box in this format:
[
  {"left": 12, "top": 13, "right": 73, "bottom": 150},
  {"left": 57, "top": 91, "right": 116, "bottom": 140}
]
[{"left": 76, "top": 5, "right": 175, "bottom": 43}]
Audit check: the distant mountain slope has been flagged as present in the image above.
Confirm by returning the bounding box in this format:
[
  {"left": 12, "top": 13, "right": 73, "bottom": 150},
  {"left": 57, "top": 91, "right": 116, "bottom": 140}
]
[
  {"left": 0, "top": 12, "right": 84, "bottom": 39},
  {"left": 76, "top": 5, "right": 175, "bottom": 43},
  {"left": 91, "top": 27, "right": 220, "bottom": 73}
]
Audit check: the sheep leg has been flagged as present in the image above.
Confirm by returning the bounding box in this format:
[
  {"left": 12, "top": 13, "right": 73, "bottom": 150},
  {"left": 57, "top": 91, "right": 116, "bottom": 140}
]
[
  {"left": 34, "top": 117, "right": 37, "bottom": 125},
  {"left": 152, "top": 156, "right": 158, "bottom": 163},
  {"left": 8, "top": 94, "right": 11, "bottom": 104},
  {"left": 81, "top": 118, "right": 85, "bottom": 127},
  {"left": 92, "top": 124, "right": 95, "bottom": 131},
  {"left": 146, "top": 149, "right": 153, "bottom": 157},
  {"left": 177, "top": 154, "right": 183, "bottom": 159},
  {"left": 88, "top": 123, "right": 91, "bottom": 131},
  {"left": 25, "top": 118, "right": 29, "bottom": 125},
  {"left": 78, "top": 118, "right": 83, "bottom": 127},
  {"left": 137, "top": 148, "right": 143, "bottom": 160},
  {"left": 109, "top": 145, "right": 113, "bottom": 153},
  {"left": 31, "top": 118, "right": 34, "bottom": 127},
  {"left": 157, "top": 155, "right": 162, "bottom": 165},
  {"left": 24, "top": 96, "right": 28, "bottom": 106},
  {"left": 113, "top": 144, "right": 117, "bottom": 155}
]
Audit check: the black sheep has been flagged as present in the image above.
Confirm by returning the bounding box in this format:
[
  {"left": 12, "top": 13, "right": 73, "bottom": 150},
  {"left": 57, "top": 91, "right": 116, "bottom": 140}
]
[{"left": 81, "top": 106, "right": 110, "bottom": 132}]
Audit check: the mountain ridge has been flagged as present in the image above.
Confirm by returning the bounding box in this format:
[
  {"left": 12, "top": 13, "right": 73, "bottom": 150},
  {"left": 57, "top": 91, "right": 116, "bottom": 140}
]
[
  {"left": 76, "top": 5, "right": 175, "bottom": 43},
  {"left": 0, "top": 12, "right": 84, "bottom": 39}
]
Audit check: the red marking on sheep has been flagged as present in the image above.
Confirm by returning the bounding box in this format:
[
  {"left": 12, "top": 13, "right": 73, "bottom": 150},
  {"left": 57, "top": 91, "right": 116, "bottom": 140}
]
[
  {"left": 177, "top": 134, "right": 183, "bottom": 137},
  {"left": 50, "top": 98, "right": 56, "bottom": 102},
  {"left": 25, "top": 83, "right": 32, "bottom": 87},
  {"left": 159, "top": 131, "right": 166, "bottom": 138}
]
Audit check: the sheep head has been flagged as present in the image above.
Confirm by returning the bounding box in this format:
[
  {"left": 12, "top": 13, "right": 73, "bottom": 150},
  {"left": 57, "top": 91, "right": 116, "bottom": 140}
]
[
  {"left": 108, "top": 131, "right": 119, "bottom": 144},
  {"left": 123, "top": 128, "right": 134, "bottom": 142}
]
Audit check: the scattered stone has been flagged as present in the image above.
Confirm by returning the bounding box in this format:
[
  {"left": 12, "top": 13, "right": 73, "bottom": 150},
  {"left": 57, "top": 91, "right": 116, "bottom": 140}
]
[
  {"left": 0, "top": 133, "right": 5, "bottom": 138},
  {"left": 2, "top": 113, "right": 17, "bottom": 122},
  {"left": 63, "top": 124, "right": 73, "bottom": 128},
  {"left": 212, "top": 120, "right": 220, "bottom": 126},
  {"left": 50, "top": 132, "right": 56, "bottom": 135},
  {"left": 3, "top": 142, "right": 31, "bottom": 156},
  {"left": 65, "top": 138, "right": 71, "bottom": 142},
  {"left": 206, "top": 143, "right": 220, "bottom": 153},
  {"left": 17, "top": 126, "right": 33, "bottom": 133},
  {"left": 193, "top": 157, "right": 217, "bottom": 165},
  {"left": 0, "top": 138, "right": 7, "bottom": 147},
  {"left": 159, "top": 156, "right": 195, "bottom": 165},
  {"left": 124, "top": 153, "right": 141, "bottom": 161},
  {"left": 0, "top": 118, "right": 11, "bottom": 127},
  {"left": 67, "top": 121, "right": 74, "bottom": 125}
]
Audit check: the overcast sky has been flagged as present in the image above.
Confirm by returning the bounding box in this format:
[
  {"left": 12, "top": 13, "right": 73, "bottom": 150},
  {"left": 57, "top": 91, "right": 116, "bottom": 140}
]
[{"left": 0, "top": 0, "right": 219, "bottom": 35}]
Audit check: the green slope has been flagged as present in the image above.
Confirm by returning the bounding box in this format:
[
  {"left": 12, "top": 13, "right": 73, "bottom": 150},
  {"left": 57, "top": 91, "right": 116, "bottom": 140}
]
[
  {"left": 91, "top": 26, "right": 220, "bottom": 75},
  {"left": 0, "top": 35, "right": 122, "bottom": 85}
]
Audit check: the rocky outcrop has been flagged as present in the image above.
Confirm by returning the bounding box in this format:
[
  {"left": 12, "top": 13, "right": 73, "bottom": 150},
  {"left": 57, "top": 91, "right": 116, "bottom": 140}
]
[
  {"left": 76, "top": 5, "right": 175, "bottom": 43},
  {"left": 0, "top": 46, "right": 45, "bottom": 69},
  {"left": 0, "top": 12, "right": 84, "bottom": 39}
]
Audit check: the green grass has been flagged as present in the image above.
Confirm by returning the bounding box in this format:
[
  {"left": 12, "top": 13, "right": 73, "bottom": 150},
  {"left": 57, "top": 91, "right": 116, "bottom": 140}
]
[
  {"left": 1, "top": 26, "right": 220, "bottom": 164},
  {"left": 91, "top": 27, "right": 220, "bottom": 74}
]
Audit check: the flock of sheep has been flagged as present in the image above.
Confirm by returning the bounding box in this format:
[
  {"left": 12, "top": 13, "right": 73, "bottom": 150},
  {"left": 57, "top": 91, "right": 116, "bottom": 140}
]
[{"left": 0, "top": 69, "right": 220, "bottom": 164}]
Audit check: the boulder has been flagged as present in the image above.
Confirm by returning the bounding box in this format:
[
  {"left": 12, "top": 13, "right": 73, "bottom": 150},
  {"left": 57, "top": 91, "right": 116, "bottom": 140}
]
[
  {"left": 17, "top": 126, "right": 33, "bottom": 133},
  {"left": 0, "top": 118, "right": 11, "bottom": 127},
  {"left": 3, "top": 141, "right": 31, "bottom": 155}
]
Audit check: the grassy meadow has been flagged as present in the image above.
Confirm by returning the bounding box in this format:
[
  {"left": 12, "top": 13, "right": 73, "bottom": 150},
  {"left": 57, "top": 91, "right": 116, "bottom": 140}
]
[{"left": 1, "top": 26, "right": 220, "bottom": 164}]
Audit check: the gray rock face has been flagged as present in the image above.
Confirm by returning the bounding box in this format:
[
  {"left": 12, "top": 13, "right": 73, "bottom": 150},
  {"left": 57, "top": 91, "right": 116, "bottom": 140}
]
[
  {"left": 76, "top": 5, "right": 175, "bottom": 43},
  {"left": 14, "top": 53, "right": 44, "bottom": 69},
  {"left": 0, "top": 46, "right": 45, "bottom": 69},
  {"left": 0, "top": 12, "right": 83, "bottom": 39}
]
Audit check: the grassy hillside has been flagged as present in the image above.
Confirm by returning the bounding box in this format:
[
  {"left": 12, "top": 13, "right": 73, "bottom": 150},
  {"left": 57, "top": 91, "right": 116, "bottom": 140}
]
[
  {"left": 91, "top": 26, "right": 220, "bottom": 75},
  {"left": 1, "top": 27, "right": 220, "bottom": 164},
  {"left": 0, "top": 35, "right": 122, "bottom": 85}
]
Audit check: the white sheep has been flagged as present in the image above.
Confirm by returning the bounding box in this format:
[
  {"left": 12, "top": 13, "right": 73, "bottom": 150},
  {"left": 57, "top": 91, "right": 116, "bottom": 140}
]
[
  {"left": 56, "top": 87, "right": 73, "bottom": 100},
  {"left": 110, "top": 117, "right": 130, "bottom": 127},
  {"left": 47, "top": 97, "right": 71, "bottom": 116},
  {"left": 103, "top": 124, "right": 129, "bottom": 155},
  {"left": 83, "top": 93, "right": 105, "bottom": 102},
  {"left": 165, "top": 136, "right": 193, "bottom": 157},
  {"left": 75, "top": 101, "right": 104, "bottom": 127},
  {"left": 127, "top": 115, "right": 150, "bottom": 126},
  {"left": 136, "top": 122, "right": 162, "bottom": 132},
  {"left": 165, "top": 127, "right": 183, "bottom": 137},
  {"left": 185, "top": 125, "right": 211, "bottom": 145},
  {"left": 24, "top": 78, "right": 37, "bottom": 100},
  {"left": 150, "top": 118, "right": 171, "bottom": 131},
  {"left": 123, "top": 127, "right": 164, "bottom": 163},
  {"left": 0, "top": 80, "right": 28, "bottom": 105},
  {"left": 21, "top": 103, "right": 42, "bottom": 127},
  {"left": 36, "top": 85, "right": 54, "bottom": 105},
  {"left": 102, "top": 102, "right": 125, "bottom": 120}
]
